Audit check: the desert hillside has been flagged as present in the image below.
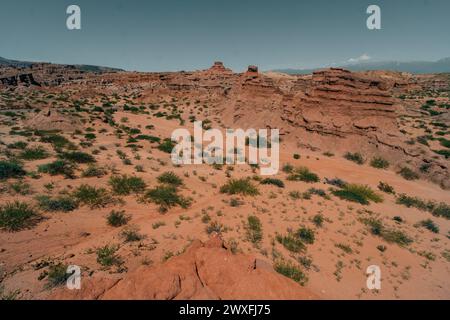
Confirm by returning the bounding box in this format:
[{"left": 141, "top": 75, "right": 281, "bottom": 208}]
[{"left": 0, "top": 61, "right": 449, "bottom": 299}]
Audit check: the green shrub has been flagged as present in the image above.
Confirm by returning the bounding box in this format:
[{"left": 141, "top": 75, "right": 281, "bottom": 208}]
[
  {"left": 381, "top": 229, "right": 413, "bottom": 246},
  {"left": 38, "top": 160, "right": 75, "bottom": 178},
  {"left": 36, "top": 195, "right": 78, "bottom": 212},
  {"left": 276, "top": 234, "right": 305, "bottom": 253},
  {"left": 360, "top": 217, "right": 412, "bottom": 246},
  {"left": 282, "top": 163, "right": 294, "bottom": 173},
  {"left": 8, "top": 141, "right": 28, "bottom": 149},
  {"left": 432, "top": 203, "right": 450, "bottom": 219},
  {"left": 306, "top": 188, "right": 329, "bottom": 199},
  {"left": 107, "top": 210, "right": 130, "bottom": 227},
  {"left": 438, "top": 138, "right": 450, "bottom": 148},
  {"left": 60, "top": 151, "right": 95, "bottom": 163},
  {"left": 378, "top": 181, "right": 395, "bottom": 194},
  {"left": 289, "top": 191, "right": 302, "bottom": 200},
  {"left": 274, "top": 261, "right": 308, "bottom": 285},
  {"left": 206, "top": 221, "right": 226, "bottom": 234},
  {"left": 143, "top": 185, "right": 191, "bottom": 213},
  {"left": 246, "top": 215, "right": 262, "bottom": 245},
  {"left": 157, "top": 138, "right": 175, "bottom": 153},
  {"left": 0, "top": 201, "right": 41, "bottom": 231},
  {"left": 433, "top": 149, "right": 450, "bottom": 158},
  {"left": 419, "top": 219, "right": 439, "bottom": 233},
  {"left": 73, "top": 185, "right": 114, "bottom": 208},
  {"left": 8, "top": 181, "right": 32, "bottom": 195},
  {"left": 344, "top": 152, "right": 365, "bottom": 165},
  {"left": 109, "top": 175, "right": 147, "bottom": 195},
  {"left": 287, "top": 167, "right": 320, "bottom": 183},
  {"left": 296, "top": 227, "right": 315, "bottom": 244},
  {"left": 157, "top": 171, "right": 183, "bottom": 187},
  {"left": 84, "top": 133, "right": 96, "bottom": 140},
  {"left": 81, "top": 164, "right": 107, "bottom": 177},
  {"left": 135, "top": 135, "right": 160, "bottom": 143},
  {"left": 229, "top": 198, "right": 244, "bottom": 207},
  {"left": 46, "top": 263, "right": 69, "bottom": 288},
  {"left": 120, "top": 226, "right": 144, "bottom": 242},
  {"left": 332, "top": 183, "right": 383, "bottom": 205},
  {"left": 220, "top": 178, "right": 259, "bottom": 196},
  {"left": 96, "top": 245, "right": 122, "bottom": 267},
  {"left": 360, "top": 217, "right": 383, "bottom": 235},
  {"left": 40, "top": 134, "right": 70, "bottom": 149},
  {"left": 20, "top": 146, "right": 50, "bottom": 160},
  {"left": 312, "top": 214, "right": 324, "bottom": 227},
  {"left": 260, "top": 178, "right": 285, "bottom": 188},
  {"left": 396, "top": 194, "right": 434, "bottom": 211},
  {"left": 0, "top": 161, "right": 26, "bottom": 180},
  {"left": 398, "top": 167, "right": 419, "bottom": 180},
  {"left": 370, "top": 157, "right": 389, "bottom": 169},
  {"left": 335, "top": 243, "right": 353, "bottom": 254}
]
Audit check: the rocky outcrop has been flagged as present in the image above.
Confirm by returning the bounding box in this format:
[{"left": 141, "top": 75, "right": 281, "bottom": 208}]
[
  {"left": 282, "top": 68, "right": 398, "bottom": 137},
  {"left": 25, "top": 108, "right": 81, "bottom": 132},
  {"left": 49, "top": 235, "right": 317, "bottom": 300},
  {"left": 0, "top": 73, "right": 40, "bottom": 87},
  {"left": 207, "top": 61, "right": 232, "bottom": 74}
]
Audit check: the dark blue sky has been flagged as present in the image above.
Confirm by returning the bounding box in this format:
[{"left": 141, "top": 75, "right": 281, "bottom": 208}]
[{"left": 1, "top": 0, "right": 449, "bottom": 71}]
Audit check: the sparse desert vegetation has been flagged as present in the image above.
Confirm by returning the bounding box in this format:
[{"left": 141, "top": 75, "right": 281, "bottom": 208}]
[{"left": 0, "top": 58, "right": 449, "bottom": 301}]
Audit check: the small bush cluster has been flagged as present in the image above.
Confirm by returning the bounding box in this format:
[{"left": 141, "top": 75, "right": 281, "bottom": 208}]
[
  {"left": 20, "top": 146, "right": 50, "bottom": 160},
  {"left": 396, "top": 194, "right": 450, "bottom": 219},
  {"left": 296, "top": 226, "right": 315, "bottom": 244},
  {"left": 107, "top": 210, "right": 130, "bottom": 227},
  {"left": 274, "top": 260, "right": 308, "bottom": 286},
  {"left": 370, "top": 157, "right": 389, "bottom": 169},
  {"left": 398, "top": 167, "right": 419, "bottom": 181},
  {"left": 220, "top": 178, "right": 260, "bottom": 196},
  {"left": 286, "top": 167, "right": 320, "bottom": 183},
  {"left": 245, "top": 215, "right": 263, "bottom": 245},
  {"left": 96, "top": 245, "right": 122, "bottom": 267},
  {"left": 73, "top": 184, "right": 115, "bottom": 208},
  {"left": 331, "top": 183, "right": 383, "bottom": 205},
  {"left": 81, "top": 164, "right": 107, "bottom": 178},
  {"left": 38, "top": 160, "right": 75, "bottom": 178},
  {"left": 260, "top": 178, "right": 285, "bottom": 188},
  {"left": 344, "top": 152, "right": 365, "bottom": 165},
  {"left": 0, "top": 201, "right": 41, "bottom": 231},
  {"left": 419, "top": 219, "right": 439, "bottom": 233},
  {"left": 0, "top": 161, "right": 26, "bottom": 180},
  {"left": 143, "top": 185, "right": 191, "bottom": 213},
  {"left": 109, "top": 175, "right": 147, "bottom": 195},
  {"left": 360, "top": 217, "right": 412, "bottom": 246},
  {"left": 157, "top": 171, "right": 183, "bottom": 187},
  {"left": 60, "top": 151, "right": 96, "bottom": 163},
  {"left": 276, "top": 233, "right": 306, "bottom": 253},
  {"left": 378, "top": 181, "right": 395, "bottom": 194},
  {"left": 36, "top": 195, "right": 78, "bottom": 212}
]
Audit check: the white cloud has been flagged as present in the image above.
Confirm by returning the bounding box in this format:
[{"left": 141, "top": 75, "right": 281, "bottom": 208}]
[{"left": 347, "top": 53, "right": 371, "bottom": 63}]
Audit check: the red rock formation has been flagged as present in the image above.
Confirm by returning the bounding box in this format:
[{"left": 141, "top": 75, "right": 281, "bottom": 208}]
[
  {"left": 283, "top": 68, "right": 398, "bottom": 137},
  {"left": 49, "top": 235, "right": 317, "bottom": 300}
]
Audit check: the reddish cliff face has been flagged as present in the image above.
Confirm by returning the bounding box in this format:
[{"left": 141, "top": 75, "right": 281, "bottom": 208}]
[
  {"left": 282, "top": 68, "right": 398, "bottom": 137},
  {"left": 49, "top": 235, "right": 317, "bottom": 300}
]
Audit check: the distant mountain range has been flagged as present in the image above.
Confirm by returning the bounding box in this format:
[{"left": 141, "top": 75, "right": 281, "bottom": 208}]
[
  {"left": 0, "top": 56, "right": 123, "bottom": 73},
  {"left": 273, "top": 57, "right": 450, "bottom": 75}
]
